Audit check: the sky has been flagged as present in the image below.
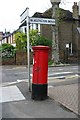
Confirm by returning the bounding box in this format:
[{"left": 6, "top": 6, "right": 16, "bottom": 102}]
[{"left": 0, "top": 0, "right": 80, "bottom": 33}]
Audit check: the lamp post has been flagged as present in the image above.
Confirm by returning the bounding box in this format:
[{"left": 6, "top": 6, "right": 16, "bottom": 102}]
[
  {"left": 26, "top": 8, "right": 31, "bottom": 92},
  {"left": 50, "top": 0, "right": 61, "bottom": 63}
]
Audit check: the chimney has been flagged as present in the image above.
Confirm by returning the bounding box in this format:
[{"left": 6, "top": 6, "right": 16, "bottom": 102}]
[{"left": 72, "top": 2, "right": 79, "bottom": 19}]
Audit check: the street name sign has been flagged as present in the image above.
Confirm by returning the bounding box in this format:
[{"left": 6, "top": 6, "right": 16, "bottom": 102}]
[
  {"left": 20, "top": 9, "right": 55, "bottom": 25},
  {"left": 29, "top": 17, "right": 55, "bottom": 25},
  {"left": 20, "top": 8, "right": 28, "bottom": 23}
]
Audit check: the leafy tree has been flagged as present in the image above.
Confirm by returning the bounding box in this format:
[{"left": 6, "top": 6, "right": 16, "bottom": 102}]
[
  {"left": 15, "top": 31, "right": 27, "bottom": 50},
  {"left": 29, "top": 29, "right": 38, "bottom": 46},
  {"left": 31, "top": 35, "right": 52, "bottom": 47},
  {"left": 15, "top": 30, "right": 52, "bottom": 51},
  {"left": 30, "top": 30, "right": 52, "bottom": 47}
]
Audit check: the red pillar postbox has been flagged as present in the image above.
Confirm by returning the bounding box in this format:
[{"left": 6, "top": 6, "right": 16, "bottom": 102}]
[{"left": 31, "top": 46, "right": 49, "bottom": 100}]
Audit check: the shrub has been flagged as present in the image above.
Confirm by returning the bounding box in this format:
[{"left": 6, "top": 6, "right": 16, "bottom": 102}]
[
  {"left": 31, "top": 35, "right": 52, "bottom": 47},
  {"left": 0, "top": 43, "right": 16, "bottom": 58}
]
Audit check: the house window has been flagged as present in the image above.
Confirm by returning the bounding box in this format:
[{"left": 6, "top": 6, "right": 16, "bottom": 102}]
[
  {"left": 36, "top": 24, "right": 38, "bottom": 30},
  {"left": 6, "top": 37, "right": 8, "bottom": 43},
  {"left": 69, "top": 42, "right": 73, "bottom": 54},
  {"left": 25, "top": 28, "right": 27, "bottom": 33}
]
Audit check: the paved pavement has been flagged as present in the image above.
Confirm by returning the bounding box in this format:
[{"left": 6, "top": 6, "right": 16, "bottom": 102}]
[
  {"left": 0, "top": 81, "right": 79, "bottom": 119},
  {"left": 48, "top": 83, "right": 79, "bottom": 115},
  {"left": 0, "top": 64, "right": 80, "bottom": 119}
]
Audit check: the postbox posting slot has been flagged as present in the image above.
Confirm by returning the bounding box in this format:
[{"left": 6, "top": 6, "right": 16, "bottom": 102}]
[{"left": 35, "top": 67, "right": 40, "bottom": 71}]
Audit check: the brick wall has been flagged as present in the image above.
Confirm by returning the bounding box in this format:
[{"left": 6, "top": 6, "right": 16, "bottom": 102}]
[
  {"left": 2, "top": 57, "right": 16, "bottom": 65},
  {"left": 1, "top": 50, "right": 52, "bottom": 65},
  {"left": 16, "top": 51, "right": 27, "bottom": 65},
  {"left": 16, "top": 51, "right": 33, "bottom": 65}
]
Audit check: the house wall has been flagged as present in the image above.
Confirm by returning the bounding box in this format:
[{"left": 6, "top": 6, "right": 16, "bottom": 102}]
[
  {"left": 72, "top": 21, "right": 78, "bottom": 54},
  {"left": 58, "top": 21, "right": 73, "bottom": 62},
  {"left": 40, "top": 25, "right": 52, "bottom": 40},
  {"left": 40, "top": 19, "right": 79, "bottom": 62},
  {"left": 59, "top": 21, "right": 73, "bottom": 49}
]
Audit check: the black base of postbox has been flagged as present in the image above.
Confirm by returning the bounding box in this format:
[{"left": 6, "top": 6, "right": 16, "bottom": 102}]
[{"left": 31, "top": 84, "right": 48, "bottom": 100}]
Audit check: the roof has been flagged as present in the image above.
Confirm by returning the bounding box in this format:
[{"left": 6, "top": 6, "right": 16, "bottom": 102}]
[
  {"left": 32, "top": 9, "right": 53, "bottom": 19},
  {"left": 57, "top": 8, "right": 73, "bottom": 21},
  {"left": 32, "top": 8, "right": 74, "bottom": 21},
  {"left": 32, "top": 12, "right": 43, "bottom": 18},
  {"left": 19, "top": 7, "right": 80, "bottom": 27},
  {"left": 1, "top": 29, "right": 19, "bottom": 40}
]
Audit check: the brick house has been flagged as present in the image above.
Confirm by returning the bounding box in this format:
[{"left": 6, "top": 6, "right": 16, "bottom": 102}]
[
  {"left": 0, "top": 30, "right": 18, "bottom": 47},
  {"left": 20, "top": 2, "right": 80, "bottom": 63},
  {"left": 31, "top": 2, "right": 80, "bottom": 63},
  {"left": 0, "top": 32, "right": 3, "bottom": 44}
]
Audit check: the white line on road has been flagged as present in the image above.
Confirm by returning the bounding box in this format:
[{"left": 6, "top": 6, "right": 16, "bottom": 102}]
[
  {"left": 48, "top": 76, "right": 66, "bottom": 79},
  {"left": 0, "top": 78, "right": 32, "bottom": 87},
  {"left": 17, "top": 79, "right": 28, "bottom": 82},
  {"left": 0, "top": 81, "right": 19, "bottom": 87},
  {"left": 49, "top": 72, "right": 73, "bottom": 76},
  {"left": 31, "top": 72, "right": 73, "bottom": 77},
  {"left": 15, "top": 72, "right": 27, "bottom": 75},
  {"left": 48, "top": 86, "right": 54, "bottom": 88},
  {"left": 48, "top": 74, "right": 79, "bottom": 83},
  {"left": 72, "top": 68, "right": 78, "bottom": 70},
  {"left": 0, "top": 74, "right": 79, "bottom": 87},
  {"left": 0, "top": 85, "right": 25, "bottom": 103},
  {"left": 0, "top": 80, "right": 27, "bottom": 87},
  {"left": 58, "top": 69, "right": 63, "bottom": 71}
]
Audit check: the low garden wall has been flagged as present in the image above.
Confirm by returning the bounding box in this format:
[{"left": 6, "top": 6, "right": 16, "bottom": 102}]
[
  {"left": 1, "top": 51, "right": 33, "bottom": 65},
  {"left": 1, "top": 49, "right": 52, "bottom": 65},
  {"left": 16, "top": 51, "right": 33, "bottom": 65}
]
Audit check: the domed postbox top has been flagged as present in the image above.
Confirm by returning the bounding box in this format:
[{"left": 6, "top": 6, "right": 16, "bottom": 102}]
[{"left": 32, "top": 46, "right": 49, "bottom": 50}]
